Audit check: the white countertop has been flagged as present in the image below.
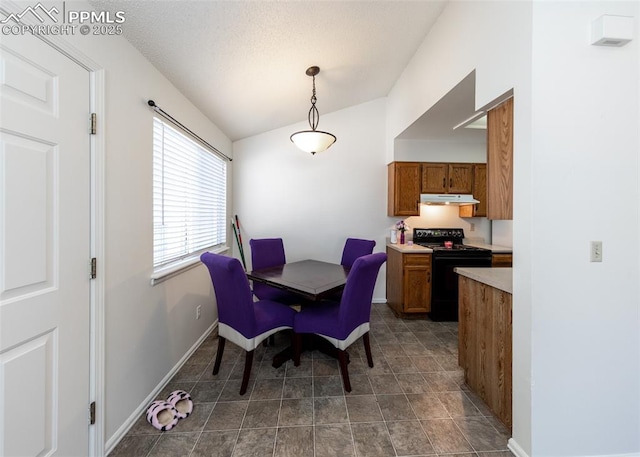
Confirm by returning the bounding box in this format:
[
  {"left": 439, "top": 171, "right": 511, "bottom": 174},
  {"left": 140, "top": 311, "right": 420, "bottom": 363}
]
[
  {"left": 386, "top": 242, "right": 432, "bottom": 253},
  {"left": 455, "top": 267, "right": 512, "bottom": 294}
]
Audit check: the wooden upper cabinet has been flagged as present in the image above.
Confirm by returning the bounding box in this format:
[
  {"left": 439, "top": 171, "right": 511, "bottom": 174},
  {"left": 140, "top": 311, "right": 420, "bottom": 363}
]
[
  {"left": 421, "top": 163, "right": 473, "bottom": 194},
  {"left": 421, "top": 163, "right": 448, "bottom": 193},
  {"left": 388, "top": 162, "right": 421, "bottom": 216},
  {"left": 459, "top": 164, "right": 487, "bottom": 218},
  {"left": 487, "top": 98, "right": 513, "bottom": 220},
  {"left": 447, "top": 163, "right": 474, "bottom": 193}
]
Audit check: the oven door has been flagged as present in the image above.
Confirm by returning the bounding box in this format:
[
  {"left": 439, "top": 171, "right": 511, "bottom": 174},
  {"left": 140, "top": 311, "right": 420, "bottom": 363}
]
[{"left": 430, "top": 254, "right": 492, "bottom": 321}]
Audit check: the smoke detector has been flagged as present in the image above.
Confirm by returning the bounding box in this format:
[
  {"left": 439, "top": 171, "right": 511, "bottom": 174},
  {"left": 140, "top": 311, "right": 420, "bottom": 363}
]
[{"left": 591, "top": 15, "right": 633, "bottom": 47}]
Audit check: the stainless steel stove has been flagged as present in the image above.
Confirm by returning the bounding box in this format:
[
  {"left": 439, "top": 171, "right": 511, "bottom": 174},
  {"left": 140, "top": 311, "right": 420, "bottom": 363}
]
[{"left": 413, "top": 228, "right": 492, "bottom": 321}]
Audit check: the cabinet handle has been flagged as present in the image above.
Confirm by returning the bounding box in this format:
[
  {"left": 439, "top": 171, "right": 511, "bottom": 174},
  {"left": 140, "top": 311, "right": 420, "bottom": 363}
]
[
  {"left": 442, "top": 178, "right": 446, "bottom": 188},
  {"left": 427, "top": 272, "right": 431, "bottom": 283},
  {"left": 449, "top": 178, "right": 453, "bottom": 187}
]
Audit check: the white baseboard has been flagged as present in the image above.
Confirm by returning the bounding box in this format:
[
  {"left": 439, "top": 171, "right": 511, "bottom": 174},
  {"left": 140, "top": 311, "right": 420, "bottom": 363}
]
[
  {"left": 372, "top": 298, "right": 387, "bottom": 304},
  {"left": 508, "top": 438, "right": 529, "bottom": 457},
  {"left": 105, "top": 322, "right": 217, "bottom": 455},
  {"left": 507, "top": 438, "right": 640, "bottom": 457}
]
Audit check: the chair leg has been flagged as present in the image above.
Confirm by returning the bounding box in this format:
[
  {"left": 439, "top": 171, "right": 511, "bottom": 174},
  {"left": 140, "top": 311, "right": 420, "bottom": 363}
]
[
  {"left": 363, "top": 332, "right": 374, "bottom": 368},
  {"left": 240, "top": 349, "right": 254, "bottom": 395},
  {"left": 337, "top": 349, "right": 351, "bottom": 392},
  {"left": 212, "top": 336, "right": 226, "bottom": 375},
  {"left": 292, "top": 333, "right": 302, "bottom": 366}
]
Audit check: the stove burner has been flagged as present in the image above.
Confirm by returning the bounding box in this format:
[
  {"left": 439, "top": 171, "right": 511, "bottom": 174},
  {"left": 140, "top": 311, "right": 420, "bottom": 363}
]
[
  {"left": 426, "top": 244, "right": 485, "bottom": 251},
  {"left": 412, "top": 227, "right": 487, "bottom": 251}
]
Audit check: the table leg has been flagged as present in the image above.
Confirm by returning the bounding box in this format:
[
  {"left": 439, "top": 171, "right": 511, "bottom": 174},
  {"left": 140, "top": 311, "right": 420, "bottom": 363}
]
[{"left": 272, "top": 334, "right": 349, "bottom": 368}]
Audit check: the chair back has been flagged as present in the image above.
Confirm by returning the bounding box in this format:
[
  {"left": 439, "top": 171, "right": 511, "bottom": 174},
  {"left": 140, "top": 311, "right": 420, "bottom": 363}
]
[
  {"left": 338, "top": 252, "right": 387, "bottom": 334},
  {"left": 340, "top": 238, "right": 376, "bottom": 268},
  {"left": 200, "top": 252, "right": 257, "bottom": 338},
  {"left": 250, "top": 238, "right": 286, "bottom": 270}
]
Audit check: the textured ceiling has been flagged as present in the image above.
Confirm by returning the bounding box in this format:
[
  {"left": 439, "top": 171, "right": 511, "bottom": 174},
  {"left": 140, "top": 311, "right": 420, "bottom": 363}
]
[{"left": 89, "top": 0, "right": 450, "bottom": 141}]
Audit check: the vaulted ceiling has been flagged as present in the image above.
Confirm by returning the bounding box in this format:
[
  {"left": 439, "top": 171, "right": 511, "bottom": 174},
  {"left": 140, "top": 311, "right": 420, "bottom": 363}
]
[{"left": 91, "top": 1, "right": 483, "bottom": 144}]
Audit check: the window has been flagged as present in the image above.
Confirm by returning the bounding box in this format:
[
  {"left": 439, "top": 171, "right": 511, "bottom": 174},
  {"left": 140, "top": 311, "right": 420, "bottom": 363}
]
[{"left": 153, "top": 118, "right": 227, "bottom": 272}]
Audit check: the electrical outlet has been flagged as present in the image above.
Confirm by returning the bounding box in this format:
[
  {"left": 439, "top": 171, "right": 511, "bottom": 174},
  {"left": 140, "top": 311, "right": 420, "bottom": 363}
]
[
  {"left": 469, "top": 223, "right": 475, "bottom": 232},
  {"left": 590, "top": 241, "right": 603, "bottom": 262},
  {"left": 196, "top": 305, "right": 201, "bottom": 319}
]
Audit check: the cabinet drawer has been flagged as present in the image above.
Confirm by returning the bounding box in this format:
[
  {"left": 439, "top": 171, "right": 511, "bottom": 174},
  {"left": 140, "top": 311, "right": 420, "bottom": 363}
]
[
  {"left": 492, "top": 253, "right": 512, "bottom": 267},
  {"left": 403, "top": 254, "right": 431, "bottom": 266}
]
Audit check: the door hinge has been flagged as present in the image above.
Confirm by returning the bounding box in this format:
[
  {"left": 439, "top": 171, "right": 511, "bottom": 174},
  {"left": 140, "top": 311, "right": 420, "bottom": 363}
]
[
  {"left": 89, "top": 401, "right": 96, "bottom": 425},
  {"left": 90, "top": 257, "right": 97, "bottom": 279},
  {"left": 90, "top": 113, "right": 97, "bottom": 135}
]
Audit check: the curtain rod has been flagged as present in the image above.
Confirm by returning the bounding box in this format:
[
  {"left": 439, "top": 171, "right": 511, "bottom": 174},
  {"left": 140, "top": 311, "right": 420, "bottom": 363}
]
[{"left": 147, "top": 100, "right": 232, "bottom": 162}]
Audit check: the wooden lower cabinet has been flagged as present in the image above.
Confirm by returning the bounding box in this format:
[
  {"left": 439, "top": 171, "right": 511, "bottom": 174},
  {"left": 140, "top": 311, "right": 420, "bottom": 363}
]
[
  {"left": 458, "top": 275, "right": 512, "bottom": 430},
  {"left": 492, "top": 253, "right": 513, "bottom": 267},
  {"left": 386, "top": 247, "right": 431, "bottom": 316}
]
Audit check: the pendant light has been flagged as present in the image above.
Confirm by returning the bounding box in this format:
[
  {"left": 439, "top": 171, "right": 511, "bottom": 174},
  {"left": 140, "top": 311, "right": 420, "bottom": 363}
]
[{"left": 290, "top": 66, "right": 336, "bottom": 155}]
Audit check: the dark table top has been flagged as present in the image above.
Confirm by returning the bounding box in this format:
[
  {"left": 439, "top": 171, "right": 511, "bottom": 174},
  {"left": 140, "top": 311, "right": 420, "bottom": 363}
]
[{"left": 247, "top": 259, "right": 349, "bottom": 301}]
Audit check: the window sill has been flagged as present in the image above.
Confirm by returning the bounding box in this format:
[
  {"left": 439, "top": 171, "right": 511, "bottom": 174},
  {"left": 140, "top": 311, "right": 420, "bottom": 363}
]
[{"left": 150, "top": 246, "right": 230, "bottom": 286}]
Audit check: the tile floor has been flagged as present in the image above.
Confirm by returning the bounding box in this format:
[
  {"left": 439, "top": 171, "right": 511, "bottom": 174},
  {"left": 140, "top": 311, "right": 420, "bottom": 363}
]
[{"left": 109, "top": 303, "right": 513, "bottom": 457}]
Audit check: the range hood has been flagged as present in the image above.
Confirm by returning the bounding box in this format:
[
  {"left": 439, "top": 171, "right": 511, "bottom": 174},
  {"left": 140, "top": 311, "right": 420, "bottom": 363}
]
[{"left": 420, "top": 194, "right": 479, "bottom": 206}]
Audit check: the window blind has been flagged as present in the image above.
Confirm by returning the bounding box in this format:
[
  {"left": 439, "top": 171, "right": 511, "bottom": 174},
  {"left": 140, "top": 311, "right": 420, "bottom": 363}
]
[{"left": 153, "top": 118, "right": 227, "bottom": 269}]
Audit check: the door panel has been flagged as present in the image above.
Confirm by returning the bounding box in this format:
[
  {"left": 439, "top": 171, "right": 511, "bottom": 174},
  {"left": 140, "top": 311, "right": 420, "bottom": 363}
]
[
  {"left": 1, "top": 134, "right": 54, "bottom": 300},
  {"left": 0, "top": 32, "right": 91, "bottom": 457}
]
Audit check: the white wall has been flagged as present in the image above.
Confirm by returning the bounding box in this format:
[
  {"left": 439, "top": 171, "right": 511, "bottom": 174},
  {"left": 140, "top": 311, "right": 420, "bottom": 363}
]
[
  {"left": 387, "top": 1, "right": 640, "bottom": 456},
  {"left": 403, "top": 205, "right": 492, "bottom": 247},
  {"left": 530, "top": 2, "right": 639, "bottom": 455},
  {"left": 63, "top": 1, "right": 231, "bottom": 447},
  {"left": 394, "top": 138, "right": 486, "bottom": 162},
  {"left": 232, "top": 98, "right": 390, "bottom": 300}
]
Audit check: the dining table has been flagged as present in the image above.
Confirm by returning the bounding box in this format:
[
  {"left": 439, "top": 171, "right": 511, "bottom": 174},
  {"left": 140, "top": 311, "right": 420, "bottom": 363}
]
[
  {"left": 246, "top": 259, "right": 350, "bottom": 367},
  {"left": 246, "top": 259, "right": 349, "bottom": 302}
]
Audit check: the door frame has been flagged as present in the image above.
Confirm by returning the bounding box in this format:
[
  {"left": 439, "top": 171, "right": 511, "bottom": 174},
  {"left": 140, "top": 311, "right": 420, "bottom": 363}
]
[{"left": 0, "top": 3, "right": 106, "bottom": 455}]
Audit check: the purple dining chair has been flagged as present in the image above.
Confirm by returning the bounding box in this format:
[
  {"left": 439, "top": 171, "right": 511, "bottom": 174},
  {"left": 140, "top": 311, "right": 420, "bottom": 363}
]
[
  {"left": 340, "top": 238, "right": 376, "bottom": 268},
  {"left": 249, "top": 238, "right": 300, "bottom": 305},
  {"left": 200, "top": 252, "right": 297, "bottom": 395},
  {"left": 293, "top": 252, "right": 387, "bottom": 392}
]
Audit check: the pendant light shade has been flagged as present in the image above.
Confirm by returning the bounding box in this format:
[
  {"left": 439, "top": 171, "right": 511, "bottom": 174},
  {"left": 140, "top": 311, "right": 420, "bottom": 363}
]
[
  {"left": 290, "top": 130, "right": 336, "bottom": 154},
  {"left": 290, "top": 66, "right": 336, "bottom": 155}
]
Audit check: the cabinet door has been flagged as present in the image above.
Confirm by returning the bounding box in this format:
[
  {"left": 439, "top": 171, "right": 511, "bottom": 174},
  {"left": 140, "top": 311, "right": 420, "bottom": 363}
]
[
  {"left": 421, "top": 163, "right": 447, "bottom": 193},
  {"left": 487, "top": 98, "right": 513, "bottom": 220},
  {"left": 402, "top": 255, "right": 431, "bottom": 313},
  {"left": 459, "top": 163, "right": 487, "bottom": 218},
  {"left": 388, "top": 162, "right": 421, "bottom": 216},
  {"left": 447, "top": 163, "right": 473, "bottom": 194},
  {"left": 472, "top": 164, "right": 487, "bottom": 216}
]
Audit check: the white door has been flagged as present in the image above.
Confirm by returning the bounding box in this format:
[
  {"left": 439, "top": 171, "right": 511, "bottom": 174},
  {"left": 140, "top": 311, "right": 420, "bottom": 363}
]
[{"left": 0, "top": 31, "right": 91, "bottom": 457}]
